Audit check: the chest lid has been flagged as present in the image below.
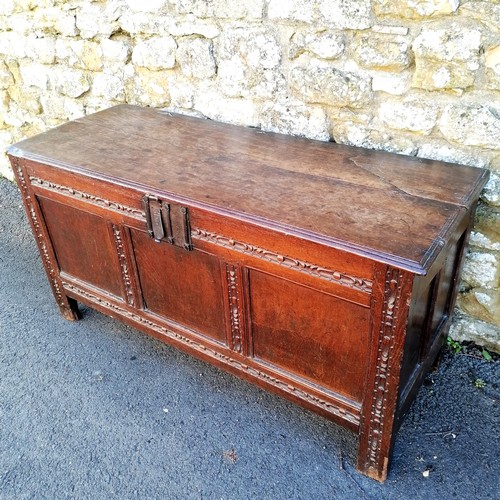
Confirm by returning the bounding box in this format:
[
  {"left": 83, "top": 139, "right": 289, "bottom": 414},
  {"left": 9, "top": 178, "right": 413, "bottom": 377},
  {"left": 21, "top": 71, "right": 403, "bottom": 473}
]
[{"left": 7, "top": 104, "right": 489, "bottom": 275}]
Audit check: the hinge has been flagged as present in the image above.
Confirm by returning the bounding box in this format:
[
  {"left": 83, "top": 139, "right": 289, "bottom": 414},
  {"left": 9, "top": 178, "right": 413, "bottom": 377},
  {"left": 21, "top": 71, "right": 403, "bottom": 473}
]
[{"left": 142, "top": 194, "right": 192, "bottom": 250}]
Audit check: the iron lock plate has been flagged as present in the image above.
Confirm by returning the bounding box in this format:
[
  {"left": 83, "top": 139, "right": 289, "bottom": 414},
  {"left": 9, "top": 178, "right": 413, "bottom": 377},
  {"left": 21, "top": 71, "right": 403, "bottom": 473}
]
[{"left": 142, "top": 194, "right": 192, "bottom": 251}]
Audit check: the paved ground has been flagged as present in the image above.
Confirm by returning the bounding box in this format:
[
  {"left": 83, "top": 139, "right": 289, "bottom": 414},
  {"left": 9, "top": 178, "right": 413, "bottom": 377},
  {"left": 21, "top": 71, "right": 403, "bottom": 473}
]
[{"left": 1, "top": 177, "right": 499, "bottom": 499}]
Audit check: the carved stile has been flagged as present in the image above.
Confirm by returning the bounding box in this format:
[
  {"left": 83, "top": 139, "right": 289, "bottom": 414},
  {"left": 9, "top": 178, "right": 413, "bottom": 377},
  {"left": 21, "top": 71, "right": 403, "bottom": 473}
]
[
  {"left": 112, "top": 225, "right": 135, "bottom": 306},
  {"left": 15, "top": 162, "right": 67, "bottom": 308},
  {"left": 225, "top": 264, "right": 243, "bottom": 354}
]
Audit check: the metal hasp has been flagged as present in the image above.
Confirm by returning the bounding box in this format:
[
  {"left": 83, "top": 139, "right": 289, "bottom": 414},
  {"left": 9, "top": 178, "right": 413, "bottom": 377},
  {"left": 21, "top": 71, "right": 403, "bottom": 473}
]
[{"left": 142, "top": 194, "right": 192, "bottom": 250}]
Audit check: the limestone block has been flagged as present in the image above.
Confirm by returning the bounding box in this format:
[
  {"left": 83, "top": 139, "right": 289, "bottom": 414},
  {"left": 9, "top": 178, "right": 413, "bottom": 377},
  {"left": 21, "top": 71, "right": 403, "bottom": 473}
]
[
  {"left": 0, "top": 33, "right": 23, "bottom": 58},
  {"left": 50, "top": 67, "right": 91, "bottom": 98},
  {"left": 0, "top": 61, "right": 14, "bottom": 90},
  {"left": 3, "top": 100, "right": 32, "bottom": 127},
  {"left": 485, "top": 45, "right": 500, "bottom": 91},
  {"left": 92, "top": 72, "right": 125, "bottom": 101},
  {"left": 318, "top": 0, "right": 373, "bottom": 30},
  {"left": 55, "top": 39, "right": 103, "bottom": 71},
  {"left": 169, "top": 78, "right": 195, "bottom": 108},
  {"left": 84, "top": 98, "right": 117, "bottom": 116},
  {"left": 124, "top": 65, "right": 170, "bottom": 107},
  {"left": 25, "top": 36, "right": 56, "bottom": 64},
  {"left": 417, "top": 141, "right": 491, "bottom": 168},
  {"left": 462, "top": 251, "right": 500, "bottom": 289},
  {"left": 119, "top": 12, "right": 171, "bottom": 36},
  {"left": 289, "top": 30, "right": 344, "bottom": 60},
  {"left": 491, "top": 154, "right": 500, "bottom": 172},
  {"left": 449, "top": 313, "right": 500, "bottom": 353},
  {"left": 124, "top": 0, "right": 169, "bottom": 12},
  {"left": 458, "top": 289, "right": 500, "bottom": 326},
  {"left": 19, "top": 62, "right": 49, "bottom": 90},
  {"left": 371, "top": 71, "right": 412, "bottom": 95},
  {"left": 194, "top": 87, "right": 260, "bottom": 126},
  {"left": 289, "top": 65, "right": 372, "bottom": 108},
  {"left": 33, "top": 7, "right": 78, "bottom": 37},
  {"left": 40, "top": 92, "right": 85, "bottom": 121},
  {"left": 177, "top": 38, "right": 216, "bottom": 79},
  {"left": 459, "top": 2, "right": 500, "bottom": 33},
  {"left": 12, "top": 0, "right": 53, "bottom": 11},
  {"left": 76, "top": 1, "right": 122, "bottom": 39},
  {"left": 412, "top": 21, "right": 481, "bottom": 90},
  {"left": 213, "top": 0, "right": 264, "bottom": 19},
  {"left": 0, "top": 91, "right": 10, "bottom": 128},
  {"left": 0, "top": 1, "right": 15, "bottom": 16},
  {"left": 6, "top": 12, "right": 34, "bottom": 34},
  {"left": 132, "top": 37, "right": 176, "bottom": 70},
  {"left": 470, "top": 205, "right": 500, "bottom": 252},
  {"left": 439, "top": 103, "right": 500, "bottom": 149},
  {"left": 379, "top": 97, "right": 438, "bottom": 134},
  {"left": 217, "top": 27, "right": 282, "bottom": 98},
  {"left": 172, "top": 0, "right": 212, "bottom": 18},
  {"left": 218, "top": 27, "right": 281, "bottom": 70},
  {"left": 167, "top": 15, "right": 220, "bottom": 38},
  {"left": 482, "top": 172, "right": 500, "bottom": 207},
  {"left": 173, "top": 0, "right": 264, "bottom": 19},
  {"left": 8, "top": 86, "right": 42, "bottom": 116},
  {"left": 353, "top": 33, "right": 411, "bottom": 70},
  {"left": 260, "top": 102, "right": 330, "bottom": 141},
  {"left": 268, "top": 0, "right": 315, "bottom": 23},
  {"left": 101, "top": 38, "right": 131, "bottom": 71},
  {"left": 413, "top": 59, "right": 479, "bottom": 90},
  {"left": 331, "top": 121, "right": 418, "bottom": 155},
  {"left": 373, "top": 0, "right": 460, "bottom": 19}
]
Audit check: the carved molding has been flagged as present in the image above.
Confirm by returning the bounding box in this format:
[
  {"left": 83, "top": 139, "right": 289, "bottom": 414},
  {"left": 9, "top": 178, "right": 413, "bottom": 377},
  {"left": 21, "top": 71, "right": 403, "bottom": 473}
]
[
  {"left": 112, "top": 225, "right": 135, "bottom": 306},
  {"left": 366, "top": 268, "right": 404, "bottom": 469},
  {"left": 225, "top": 264, "right": 243, "bottom": 353},
  {"left": 62, "top": 282, "right": 359, "bottom": 426},
  {"left": 29, "top": 177, "right": 144, "bottom": 220},
  {"left": 193, "top": 228, "right": 372, "bottom": 294},
  {"left": 16, "top": 163, "right": 66, "bottom": 307}
]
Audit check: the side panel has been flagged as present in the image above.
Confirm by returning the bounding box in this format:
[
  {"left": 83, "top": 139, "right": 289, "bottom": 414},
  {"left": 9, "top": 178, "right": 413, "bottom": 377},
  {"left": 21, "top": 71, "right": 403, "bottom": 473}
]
[{"left": 397, "top": 215, "right": 472, "bottom": 421}]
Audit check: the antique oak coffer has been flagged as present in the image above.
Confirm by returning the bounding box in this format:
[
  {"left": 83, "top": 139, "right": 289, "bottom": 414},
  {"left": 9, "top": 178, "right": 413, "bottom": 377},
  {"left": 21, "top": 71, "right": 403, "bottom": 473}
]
[{"left": 7, "top": 105, "right": 489, "bottom": 481}]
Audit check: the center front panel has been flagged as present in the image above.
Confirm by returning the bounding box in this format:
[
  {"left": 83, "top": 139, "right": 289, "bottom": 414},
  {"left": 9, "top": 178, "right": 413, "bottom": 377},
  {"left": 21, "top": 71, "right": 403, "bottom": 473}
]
[
  {"left": 130, "top": 228, "right": 226, "bottom": 344},
  {"left": 248, "top": 269, "right": 371, "bottom": 403}
]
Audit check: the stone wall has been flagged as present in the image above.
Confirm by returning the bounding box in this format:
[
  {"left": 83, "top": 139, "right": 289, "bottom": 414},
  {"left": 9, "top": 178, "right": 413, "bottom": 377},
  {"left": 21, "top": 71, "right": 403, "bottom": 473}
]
[{"left": 0, "top": 0, "right": 499, "bottom": 351}]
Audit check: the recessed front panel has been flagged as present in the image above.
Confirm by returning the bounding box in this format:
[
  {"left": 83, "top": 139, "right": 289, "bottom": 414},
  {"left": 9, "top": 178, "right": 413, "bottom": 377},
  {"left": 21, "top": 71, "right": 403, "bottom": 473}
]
[
  {"left": 248, "top": 270, "right": 371, "bottom": 403},
  {"left": 38, "top": 196, "right": 123, "bottom": 297},
  {"left": 131, "top": 229, "right": 226, "bottom": 343}
]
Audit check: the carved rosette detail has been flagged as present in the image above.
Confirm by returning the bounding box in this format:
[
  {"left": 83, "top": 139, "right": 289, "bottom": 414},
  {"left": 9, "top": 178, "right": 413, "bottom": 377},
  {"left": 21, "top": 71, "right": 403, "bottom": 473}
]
[
  {"left": 29, "top": 177, "right": 144, "bottom": 219},
  {"left": 62, "top": 282, "right": 359, "bottom": 426},
  {"left": 112, "top": 225, "right": 135, "bottom": 306},
  {"left": 225, "top": 264, "right": 242, "bottom": 353},
  {"left": 15, "top": 163, "right": 65, "bottom": 307},
  {"left": 192, "top": 228, "right": 372, "bottom": 294},
  {"left": 366, "top": 268, "right": 403, "bottom": 469}
]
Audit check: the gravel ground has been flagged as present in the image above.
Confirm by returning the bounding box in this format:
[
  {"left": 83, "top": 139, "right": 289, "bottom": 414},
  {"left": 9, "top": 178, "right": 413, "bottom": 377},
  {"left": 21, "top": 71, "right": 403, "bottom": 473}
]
[{"left": 1, "top": 177, "right": 499, "bottom": 499}]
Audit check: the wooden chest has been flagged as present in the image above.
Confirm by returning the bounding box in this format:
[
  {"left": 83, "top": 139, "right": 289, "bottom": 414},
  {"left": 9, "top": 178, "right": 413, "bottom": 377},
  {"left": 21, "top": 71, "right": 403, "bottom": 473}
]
[{"left": 7, "top": 105, "right": 489, "bottom": 481}]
